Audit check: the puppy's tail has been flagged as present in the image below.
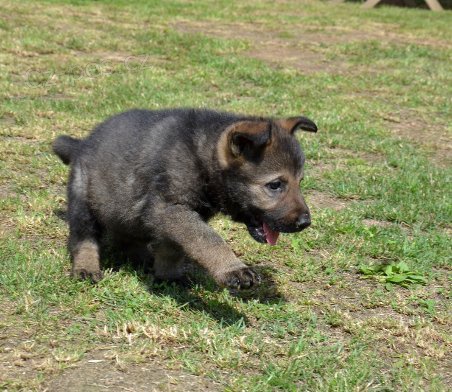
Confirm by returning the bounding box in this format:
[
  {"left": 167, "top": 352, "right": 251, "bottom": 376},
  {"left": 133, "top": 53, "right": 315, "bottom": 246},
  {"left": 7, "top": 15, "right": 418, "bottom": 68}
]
[{"left": 53, "top": 135, "right": 81, "bottom": 165}]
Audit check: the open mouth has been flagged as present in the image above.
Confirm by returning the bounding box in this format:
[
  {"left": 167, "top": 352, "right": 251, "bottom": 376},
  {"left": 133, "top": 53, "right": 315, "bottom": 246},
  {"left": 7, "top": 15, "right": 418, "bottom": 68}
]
[{"left": 247, "top": 222, "right": 280, "bottom": 246}]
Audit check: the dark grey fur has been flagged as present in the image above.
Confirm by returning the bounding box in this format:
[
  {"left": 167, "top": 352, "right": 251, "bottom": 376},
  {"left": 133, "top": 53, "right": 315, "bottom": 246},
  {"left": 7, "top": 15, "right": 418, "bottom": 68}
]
[{"left": 53, "top": 108, "right": 317, "bottom": 289}]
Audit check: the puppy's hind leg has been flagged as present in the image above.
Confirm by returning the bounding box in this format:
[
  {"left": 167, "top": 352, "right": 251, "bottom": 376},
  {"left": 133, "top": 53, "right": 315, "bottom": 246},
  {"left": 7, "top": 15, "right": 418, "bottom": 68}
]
[{"left": 67, "top": 163, "right": 103, "bottom": 282}]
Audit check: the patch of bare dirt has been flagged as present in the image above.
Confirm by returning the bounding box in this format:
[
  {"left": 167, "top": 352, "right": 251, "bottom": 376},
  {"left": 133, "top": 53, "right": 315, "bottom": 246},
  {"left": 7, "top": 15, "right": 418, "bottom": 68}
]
[
  {"left": 383, "top": 111, "right": 451, "bottom": 167},
  {"left": 246, "top": 44, "right": 349, "bottom": 75},
  {"left": 443, "top": 226, "right": 452, "bottom": 237},
  {"left": 174, "top": 20, "right": 451, "bottom": 75},
  {"left": 0, "top": 183, "right": 13, "bottom": 199},
  {"left": 289, "top": 271, "right": 451, "bottom": 375},
  {"left": 308, "top": 161, "right": 339, "bottom": 177},
  {"left": 0, "top": 302, "right": 41, "bottom": 389},
  {"left": 175, "top": 21, "right": 351, "bottom": 75},
  {"left": 174, "top": 20, "right": 451, "bottom": 49},
  {"left": 305, "top": 190, "right": 349, "bottom": 211},
  {"left": 45, "top": 355, "right": 220, "bottom": 392},
  {"left": 0, "top": 301, "right": 220, "bottom": 392},
  {"left": 0, "top": 113, "right": 16, "bottom": 127},
  {"left": 0, "top": 184, "right": 16, "bottom": 238}
]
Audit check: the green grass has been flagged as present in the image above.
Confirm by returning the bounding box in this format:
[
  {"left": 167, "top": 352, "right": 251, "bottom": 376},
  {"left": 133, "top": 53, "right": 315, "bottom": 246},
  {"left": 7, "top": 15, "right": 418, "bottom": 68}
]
[{"left": 0, "top": 0, "right": 451, "bottom": 390}]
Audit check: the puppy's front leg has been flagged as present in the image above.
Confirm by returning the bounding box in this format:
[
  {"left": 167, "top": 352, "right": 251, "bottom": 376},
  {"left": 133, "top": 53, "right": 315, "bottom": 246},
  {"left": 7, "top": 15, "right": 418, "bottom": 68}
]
[{"left": 149, "top": 205, "right": 261, "bottom": 289}]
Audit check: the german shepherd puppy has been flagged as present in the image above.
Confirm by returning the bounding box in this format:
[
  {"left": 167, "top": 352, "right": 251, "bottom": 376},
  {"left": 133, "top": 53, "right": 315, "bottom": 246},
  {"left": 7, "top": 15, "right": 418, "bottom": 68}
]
[{"left": 53, "top": 109, "right": 317, "bottom": 289}]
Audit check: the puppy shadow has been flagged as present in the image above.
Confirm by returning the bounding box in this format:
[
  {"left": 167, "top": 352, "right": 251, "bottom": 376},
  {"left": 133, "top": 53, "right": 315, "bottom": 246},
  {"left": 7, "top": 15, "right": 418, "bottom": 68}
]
[
  {"left": 54, "top": 208, "right": 287, "bottom": 325},
  {"left": 230, "top": 264, "right": 286, "bottom": 305},
  {"left": 145, "top": 277, "right": 248, "bottom": 326},
  {"left": 99, "top": 238, "right": 251, "bottom": 326}
]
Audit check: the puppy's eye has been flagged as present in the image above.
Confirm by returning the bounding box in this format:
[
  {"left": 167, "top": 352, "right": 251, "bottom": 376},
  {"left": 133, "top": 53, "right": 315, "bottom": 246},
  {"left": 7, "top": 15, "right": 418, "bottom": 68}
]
[{"left": 267, "top": 180, "right": 282, "bottom": 191}]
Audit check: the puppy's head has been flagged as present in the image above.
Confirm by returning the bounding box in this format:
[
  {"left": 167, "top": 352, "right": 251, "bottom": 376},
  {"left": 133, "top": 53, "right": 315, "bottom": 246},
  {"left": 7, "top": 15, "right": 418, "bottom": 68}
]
[{"left": 217, "top": 115, "right": 317, "bottom": 245}]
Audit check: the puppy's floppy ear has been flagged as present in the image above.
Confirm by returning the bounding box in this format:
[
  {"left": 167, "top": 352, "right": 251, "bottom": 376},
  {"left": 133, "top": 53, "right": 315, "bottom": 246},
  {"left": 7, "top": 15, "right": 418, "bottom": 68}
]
[
  {"left": 276, "top": 116, "right": 318, "bottom": 134},
  {"left": 229, "top": 121, "right": 271, "bottom": 157},
  {"left": 217, "top": 121, "right": 271, "bottom": 167}
]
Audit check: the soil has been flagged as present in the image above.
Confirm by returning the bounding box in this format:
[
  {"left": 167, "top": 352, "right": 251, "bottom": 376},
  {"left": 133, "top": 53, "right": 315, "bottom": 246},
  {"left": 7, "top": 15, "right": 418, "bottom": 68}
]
[
  {"left": 174, "top": 20, "right": 451, "bottom": 76},
  {"left": 0, "top": 304, "right": 220, "bottom": 392},
  {"left": 45, "top": 356, "right": 220, "bottom": 392},
  {"left": 175, "top": 21, "right": 352, "bottom": 75},
  {"left": 305, "top": 190, "right": 350, "bottom": 211},
  {"left": 382, "top": 111, "right": 451, "bottom": 167}
]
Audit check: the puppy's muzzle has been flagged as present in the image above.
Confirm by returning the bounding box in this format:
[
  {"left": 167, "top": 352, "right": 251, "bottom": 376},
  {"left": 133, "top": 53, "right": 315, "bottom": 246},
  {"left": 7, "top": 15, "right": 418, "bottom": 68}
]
[{"left": 295, "top": 213, "right": 311, "bottom": 231}]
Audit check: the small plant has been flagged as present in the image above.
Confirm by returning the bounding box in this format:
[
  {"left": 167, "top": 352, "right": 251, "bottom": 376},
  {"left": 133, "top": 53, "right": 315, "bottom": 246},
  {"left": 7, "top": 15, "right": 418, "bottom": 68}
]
[
  {"left": 418, "top": 299, "right": 436, "bottom": 316},
  {"left": 359, "top": 261, "right": 427, "bottom": 289}
]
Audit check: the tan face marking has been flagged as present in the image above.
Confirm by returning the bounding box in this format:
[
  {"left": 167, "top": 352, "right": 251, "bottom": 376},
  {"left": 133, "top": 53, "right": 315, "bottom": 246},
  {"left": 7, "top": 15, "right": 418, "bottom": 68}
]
[{"left": 245, "top": 168, "right": 304, "bottom": 211}]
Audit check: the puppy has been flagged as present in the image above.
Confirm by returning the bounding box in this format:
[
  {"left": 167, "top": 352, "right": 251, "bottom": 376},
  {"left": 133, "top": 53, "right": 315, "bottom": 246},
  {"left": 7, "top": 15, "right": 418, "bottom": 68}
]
[{"left": 53, "top": 108, "right": 317, "bottom": 289}]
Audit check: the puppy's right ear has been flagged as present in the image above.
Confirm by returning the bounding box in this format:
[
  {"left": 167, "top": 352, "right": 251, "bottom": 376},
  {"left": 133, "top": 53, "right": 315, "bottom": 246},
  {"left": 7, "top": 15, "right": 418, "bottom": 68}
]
[{"left": 217, "top": 121, "right": 271, "bottom": 168}]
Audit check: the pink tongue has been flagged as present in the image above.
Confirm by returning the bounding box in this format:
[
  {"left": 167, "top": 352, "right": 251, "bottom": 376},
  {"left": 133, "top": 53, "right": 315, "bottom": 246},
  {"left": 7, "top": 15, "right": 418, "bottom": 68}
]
[{"left": 263, "top": 223, "right": 280, "bottom": 245}]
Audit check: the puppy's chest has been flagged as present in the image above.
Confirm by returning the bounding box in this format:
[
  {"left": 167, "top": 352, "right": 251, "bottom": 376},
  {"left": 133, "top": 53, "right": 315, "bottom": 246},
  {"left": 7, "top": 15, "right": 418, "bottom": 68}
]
[
  {"left": 193, "top": 181, "right": 224, "bottom": 221},
  {"left": 195, "top": 195, "right": 218, "bottom": 221}
]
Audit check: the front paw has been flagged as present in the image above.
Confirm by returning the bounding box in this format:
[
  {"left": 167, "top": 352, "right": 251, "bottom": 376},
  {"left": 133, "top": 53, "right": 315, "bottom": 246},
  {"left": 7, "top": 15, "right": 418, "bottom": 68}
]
[
  {"left": 220, "top": 267, "right": 261, "bottom": 290},
  {"left": 72, "top": 267, "right": 103, "bottom": 283}
]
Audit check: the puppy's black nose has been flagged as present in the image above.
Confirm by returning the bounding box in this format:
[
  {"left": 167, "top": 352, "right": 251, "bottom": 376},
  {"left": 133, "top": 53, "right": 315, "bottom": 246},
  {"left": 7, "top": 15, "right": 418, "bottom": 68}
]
[{"left": 296, "top": 213, "right": 311, "bottom": 230}]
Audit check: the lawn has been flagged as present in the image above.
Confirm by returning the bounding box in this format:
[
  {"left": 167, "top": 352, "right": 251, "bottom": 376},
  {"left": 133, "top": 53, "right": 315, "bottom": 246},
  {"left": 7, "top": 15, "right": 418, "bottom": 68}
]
[{"left": 0, "top": 0, "right": 451, "bottom": 390}]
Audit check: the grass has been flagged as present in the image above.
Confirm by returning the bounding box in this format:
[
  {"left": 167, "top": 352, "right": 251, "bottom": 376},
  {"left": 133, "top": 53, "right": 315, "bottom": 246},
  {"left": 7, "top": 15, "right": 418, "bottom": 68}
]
[{"left": 0, "top": 0, "right": 451, "bottom": 390}]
